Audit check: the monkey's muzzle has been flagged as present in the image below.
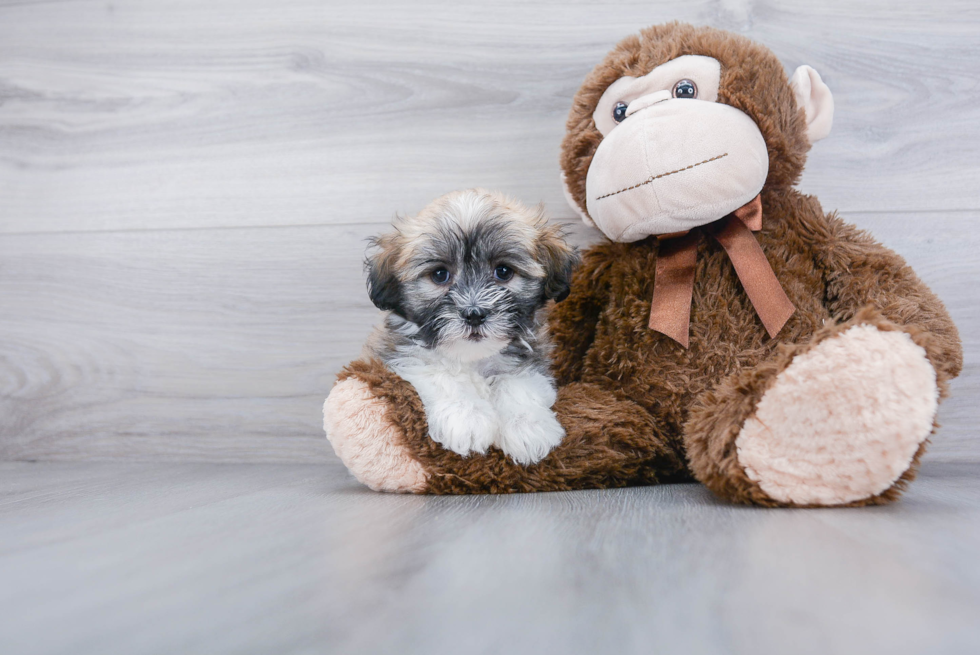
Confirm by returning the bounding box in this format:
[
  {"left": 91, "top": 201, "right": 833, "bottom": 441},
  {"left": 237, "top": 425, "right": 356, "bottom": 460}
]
[{"left": 586, "top": 99, "right": 769, "bottom": 242}]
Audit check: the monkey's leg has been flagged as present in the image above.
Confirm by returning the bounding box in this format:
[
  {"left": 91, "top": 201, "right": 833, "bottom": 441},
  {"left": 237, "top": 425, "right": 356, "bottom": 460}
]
[
  {"left": 683, "top": 310, "right": 940, "bottom": 507},
  {"left": 324, "top": 359, "right": 685, "bottom": 494}
]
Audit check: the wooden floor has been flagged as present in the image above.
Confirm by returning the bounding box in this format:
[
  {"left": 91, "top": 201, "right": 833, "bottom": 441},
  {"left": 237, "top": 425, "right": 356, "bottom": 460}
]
[{"left": 0, "top": 460, "right": 978, "bottom": 655}]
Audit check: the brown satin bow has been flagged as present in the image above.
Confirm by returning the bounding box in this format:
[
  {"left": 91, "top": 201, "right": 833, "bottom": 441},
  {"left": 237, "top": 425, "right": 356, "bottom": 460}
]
[{"left": 648, "top": 195, "right": 795, "bottom": 348}]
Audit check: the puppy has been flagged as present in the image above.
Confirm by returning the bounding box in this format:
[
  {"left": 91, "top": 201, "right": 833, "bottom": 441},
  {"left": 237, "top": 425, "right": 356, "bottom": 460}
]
[{"left": 363, "top": 189, "right": 579, "bottom": 465}]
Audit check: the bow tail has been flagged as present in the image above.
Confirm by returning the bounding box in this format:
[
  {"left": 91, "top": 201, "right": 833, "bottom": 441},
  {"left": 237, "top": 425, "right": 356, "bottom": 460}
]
[
  {"left": 648, "top": 231, "right": 700, "bottom": 348},
  {"left": 713, "top": 217, "right": 795, "bottom": 339}
]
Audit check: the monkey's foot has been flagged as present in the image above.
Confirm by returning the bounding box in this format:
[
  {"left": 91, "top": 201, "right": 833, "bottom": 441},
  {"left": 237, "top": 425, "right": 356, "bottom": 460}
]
[
  {"left": 735, "top": 324, "right": 938, "bottom": 506},
  {"left": 324, "top": 376, "right": 428, "bottom": 493}
]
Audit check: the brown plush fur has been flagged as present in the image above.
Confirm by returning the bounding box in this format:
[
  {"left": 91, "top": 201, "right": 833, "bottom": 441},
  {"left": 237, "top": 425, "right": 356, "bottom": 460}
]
[
  {"left": 683, "top": 307, "right": 944, "bottom": 508},
  {"left": 339, "top": 359, "right": 688, "bottom": 494},
  {"left": 332, "top": 23, "right": 962, "bottom": 506}
]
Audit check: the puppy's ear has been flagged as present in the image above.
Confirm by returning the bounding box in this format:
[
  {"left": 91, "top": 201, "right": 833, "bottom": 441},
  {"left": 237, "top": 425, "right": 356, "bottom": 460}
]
[
  {"left": 365, "top": 235, "right": 404, "bottom": 313},
  {"left": 536, "top": 225, "right": 580, "bottom": 303}
]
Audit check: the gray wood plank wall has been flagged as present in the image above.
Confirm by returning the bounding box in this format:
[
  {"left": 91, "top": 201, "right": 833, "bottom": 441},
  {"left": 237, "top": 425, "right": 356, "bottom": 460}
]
[{"left": 1, "top": 0, "right": 978, "bottom": 463}]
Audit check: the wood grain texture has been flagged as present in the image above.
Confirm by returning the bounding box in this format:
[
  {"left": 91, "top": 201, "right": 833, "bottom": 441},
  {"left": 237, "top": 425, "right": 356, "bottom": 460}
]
[
  {"left": 0, "top": 0, "right": 978, "bottom": 235},
  {"left": 0, "top": 211, "right": 976, "bottom": 462},
  {"left": 0, "top": 223, "right": 377, "bottom": 462},
  {"left": 0, "top": 460, "right": 978, "bottom": 654},
  {"left": 0, "top": 0, "right": 978, "bottom": 464}
]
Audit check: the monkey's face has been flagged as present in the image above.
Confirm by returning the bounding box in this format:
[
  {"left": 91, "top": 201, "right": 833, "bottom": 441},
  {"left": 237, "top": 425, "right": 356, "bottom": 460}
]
[
  {"left": 586, "top": 55, "right": 768, "bottom": 241},
  {"left": 561, "top": 25, "right": 834, "bottom": 243}
]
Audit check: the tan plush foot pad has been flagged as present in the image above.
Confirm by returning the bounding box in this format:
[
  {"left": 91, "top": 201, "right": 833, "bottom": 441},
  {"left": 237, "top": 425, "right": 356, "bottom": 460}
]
[
  {"left": 323, "top": 378, "right": 428, "bottom": 493},
  {"left": 736, "top": 324, "right": 938, "bottom": 506}
]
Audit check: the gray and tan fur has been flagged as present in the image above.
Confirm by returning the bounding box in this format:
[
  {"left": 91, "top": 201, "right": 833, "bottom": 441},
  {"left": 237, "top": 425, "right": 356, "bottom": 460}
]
[{"left": 363, "top": 189, "right": 579, "bottom": 464}]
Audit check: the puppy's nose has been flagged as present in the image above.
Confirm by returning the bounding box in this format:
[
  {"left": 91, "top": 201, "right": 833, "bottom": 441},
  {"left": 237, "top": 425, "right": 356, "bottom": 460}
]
[{"left": 462, "top": 307, "right": 488, "bottom": 327}]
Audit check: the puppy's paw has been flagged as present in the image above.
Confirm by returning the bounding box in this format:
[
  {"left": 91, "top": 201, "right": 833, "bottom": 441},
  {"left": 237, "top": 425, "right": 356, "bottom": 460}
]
[
  {"left": 496, "top": 406, "right": 565, "bottom": 465},
  {"left": 490, "top": 371, "right": 563, "bottom": 465},
  {"left": 426, "top": 398, "right": 498, "bottom": 458}
]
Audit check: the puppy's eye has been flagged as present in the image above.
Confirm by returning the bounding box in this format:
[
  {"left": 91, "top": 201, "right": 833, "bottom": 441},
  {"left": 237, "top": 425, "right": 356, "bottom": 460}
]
[
  {"left": 612, "top": 101, "right": 629, "bottom": 123},
  {"left": 672, "top": 79, "right": 697, "bottom": 99},
  {"left": 494, "top": 265, "right": 514, "bottom": 282},
  {"left": 430, "top": 268, "right": 451, "bottom": 285}
]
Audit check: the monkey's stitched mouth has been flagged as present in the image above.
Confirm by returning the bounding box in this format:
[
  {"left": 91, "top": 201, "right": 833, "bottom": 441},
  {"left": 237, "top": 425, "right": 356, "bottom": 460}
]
[{"left": 595, "top": 153, "right": 729, "bottom": 201}]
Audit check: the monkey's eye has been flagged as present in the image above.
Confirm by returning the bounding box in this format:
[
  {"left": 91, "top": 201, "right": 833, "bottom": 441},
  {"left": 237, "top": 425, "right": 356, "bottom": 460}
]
[
  {"left": 672, "top": 79, "right": 698, "bottom": 99},
  {"left": 430, "top": 268, "right": 451, "bottom": 285},
  {"left": 494, "top": 265, "right": 514, "bottom": 282},
  {"left": 612, "top": 101, "right": 629, "bottom": 123}
]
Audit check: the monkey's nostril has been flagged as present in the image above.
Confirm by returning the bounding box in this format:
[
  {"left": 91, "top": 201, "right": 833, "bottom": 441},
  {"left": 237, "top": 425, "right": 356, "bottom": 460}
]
[{"left": 463, "top": 307, "right": 488, "bottom": 327}]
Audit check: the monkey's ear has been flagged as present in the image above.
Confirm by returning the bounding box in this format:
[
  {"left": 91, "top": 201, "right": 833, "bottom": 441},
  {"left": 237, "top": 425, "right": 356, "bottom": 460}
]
[
  {"left": 790, "top": 65, "right": 834, "bottom": 143},
  {"left": 365, "top": 240, "right": 403, "bottom": 313},
  {"left": 537, "top": 228, "right": 581, "bottom": 303}
]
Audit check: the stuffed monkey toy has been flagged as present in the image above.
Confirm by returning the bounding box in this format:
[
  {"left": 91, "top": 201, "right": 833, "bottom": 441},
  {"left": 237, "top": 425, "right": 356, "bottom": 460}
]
[{"left": 324, "top": 23, "right": 962, "bottom": 507}]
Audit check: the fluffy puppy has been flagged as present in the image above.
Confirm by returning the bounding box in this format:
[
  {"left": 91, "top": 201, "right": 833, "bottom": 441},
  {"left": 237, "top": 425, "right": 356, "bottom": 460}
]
[{"left": 363, "top": 189, "right": 580, "bottom": 465}]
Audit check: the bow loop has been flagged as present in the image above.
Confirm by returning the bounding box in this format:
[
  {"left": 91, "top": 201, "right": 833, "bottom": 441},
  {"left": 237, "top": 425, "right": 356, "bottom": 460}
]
[{"left": 732, "top": 193, "right": 763, "bottom": 231}]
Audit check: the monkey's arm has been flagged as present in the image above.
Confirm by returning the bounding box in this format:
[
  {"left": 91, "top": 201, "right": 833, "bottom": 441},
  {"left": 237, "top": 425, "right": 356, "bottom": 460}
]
[
  {"left": 807, "top": 207, "right": 963, "bottom": 387},
  {"left": 547, "top": 245, "right": 614, "bottom": 385},
  {"left": 326, "top": 359, "right": 686, "bottom": 494}
]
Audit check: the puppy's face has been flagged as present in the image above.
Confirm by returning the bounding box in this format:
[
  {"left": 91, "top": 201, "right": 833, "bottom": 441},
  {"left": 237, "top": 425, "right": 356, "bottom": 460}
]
[{"left": 367, "top": 189, "right": 579, "bottom": 359}]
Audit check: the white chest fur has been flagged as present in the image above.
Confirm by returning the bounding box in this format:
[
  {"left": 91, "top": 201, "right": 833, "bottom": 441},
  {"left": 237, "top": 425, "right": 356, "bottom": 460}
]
[{"left": 387, "top": 346, "right": 564, "bottom": 465}]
